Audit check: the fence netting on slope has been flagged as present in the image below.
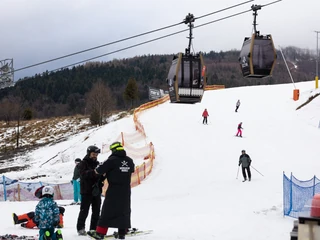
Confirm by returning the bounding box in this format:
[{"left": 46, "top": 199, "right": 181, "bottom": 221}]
[
  {"left": 0, "top": 95, "right": 169, "bottom": 201},
  {"left": 283, "top": 172, "right": 320, "bottom": 218}
]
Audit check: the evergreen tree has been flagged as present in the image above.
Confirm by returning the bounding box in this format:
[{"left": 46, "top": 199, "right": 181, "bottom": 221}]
[{"left": 123, "top": 78, "right": 139, "bottom": 109}]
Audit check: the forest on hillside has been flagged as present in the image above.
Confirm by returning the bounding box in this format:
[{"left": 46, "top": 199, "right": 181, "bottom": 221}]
[{"left": 0, "top": 46, "right": 316, "bottom": 122}]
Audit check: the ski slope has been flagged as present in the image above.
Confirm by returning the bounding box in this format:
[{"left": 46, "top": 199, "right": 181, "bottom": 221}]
[{"left": 1, "top": 81, "right": 320, "bottom": 239}]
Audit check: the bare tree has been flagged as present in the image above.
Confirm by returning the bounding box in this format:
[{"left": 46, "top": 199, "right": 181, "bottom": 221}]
[{"left": 86, "top": 80, "right": 115, "bottom": 126}]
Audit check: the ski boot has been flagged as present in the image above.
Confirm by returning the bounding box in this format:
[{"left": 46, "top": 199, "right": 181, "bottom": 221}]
[
  {"left": 43, "top": 230, "right": 52, "bottom": 240},
  {"left": 77, "top": 229, "right": 87, "bottom": 236},
  {"left": 87, "top": 230, "right": 104, "bottom": 239},
  {"left": 55, "top": 229, "right": 63, "bottom": 240},
  {"left": 12, "top": 213, "right": 18, "bottom": 224}
]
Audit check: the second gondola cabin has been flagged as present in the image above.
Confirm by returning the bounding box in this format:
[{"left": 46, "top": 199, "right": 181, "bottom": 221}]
[
  {"left": 239, "top": 4, "right": 277, "bottom": 78},
  {"left": 239, "top": 33, "right": 277, "bottom": 78},
  {"left": 166, "top": 52, "right": 206, "bottom": 103}
]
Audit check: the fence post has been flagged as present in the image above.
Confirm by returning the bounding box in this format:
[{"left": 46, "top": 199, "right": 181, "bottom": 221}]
[
  {"left": 313, "top": 175, "right": 316, "bottom": 196},
  {"left": 17, "top": 184, "right": 20, "bottom": 201},
  {"left": 2, "top": 176, "right": 7, "bottom": 201},
  {"left": 289, "top": 172, "right": 293, "bottom": 214},
  {"left": 121, "top": 132, "right": 124, "bottom": 146}
]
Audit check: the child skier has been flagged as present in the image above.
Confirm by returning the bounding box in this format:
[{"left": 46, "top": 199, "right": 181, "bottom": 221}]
[
  {"left": 202, "top": 109, "right": 209, "bottom": 124},
  {"left": 236, "top": 122, "right": 243, "bottom": 137},
  {"left": 13, "top": 185, "right": 65, "bottom": 229},
  {"left": 34, "top": 186, "right": 63, "bottom": 240}
]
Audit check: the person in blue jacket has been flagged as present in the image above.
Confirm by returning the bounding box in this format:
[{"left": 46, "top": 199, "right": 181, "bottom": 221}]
[
  {"left": 71, "top": 158, "right": 82, "bottom": 204},
  {"left": 34, "top": 186, "right": 63, "bottom": 240}
]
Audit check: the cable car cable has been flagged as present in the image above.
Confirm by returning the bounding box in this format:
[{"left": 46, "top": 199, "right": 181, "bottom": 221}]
[
  {"left": 36, "top": 2, "right": 282, "bottom": 75},
  {"left": 4, "top": 0, "right": 254, "bottom": 77},
  {"left": 7, "top": 0, "right": 282, "bottom": 78},
  {"left": 195, "top": 0, "right": 253, "bottom": 20}
]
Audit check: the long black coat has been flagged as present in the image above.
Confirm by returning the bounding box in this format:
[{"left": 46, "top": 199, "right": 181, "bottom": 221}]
[
  {"left": 78, "top": 155, "right": 100, "bottom": 195},
  {"left": 96, "top": 150, "right": 135, "bottom": 228}
]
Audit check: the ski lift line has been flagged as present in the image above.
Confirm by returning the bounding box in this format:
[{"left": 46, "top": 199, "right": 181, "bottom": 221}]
[
  {"left": 195, "top": 0, "right": 254, "bottom": 20},
  {"left": 1, "top": 0, "right": 254, "bottom": 77},
  {"left": 194, "top": 8, "right": 252, "bottom": 29},
  {"left": 32, "top": 6, "right": 270, "bottom": 75},
  {"left": 49, "top": 29, "right": 190, "bottom": 73},
  {"left": 260, "top": 0, "right": 282, "bottom": 8},
  {"left": 10, "top": 22, "right": 184, "bottom": 74},
  {"left": 5, "top": 0, "right": 283, "bottom": 77}
]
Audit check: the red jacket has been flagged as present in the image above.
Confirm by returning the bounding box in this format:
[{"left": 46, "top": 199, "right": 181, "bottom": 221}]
[{"left": 202, "top": 110, "right": 209, "bottom": 117}]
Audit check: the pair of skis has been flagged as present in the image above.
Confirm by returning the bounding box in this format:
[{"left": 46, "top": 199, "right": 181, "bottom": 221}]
[
  {"left": 87, "top": 229, "right": 153, "bottom": 239},
  {"left": 0, "top": 235, "right": 37, "bottom": 240}
]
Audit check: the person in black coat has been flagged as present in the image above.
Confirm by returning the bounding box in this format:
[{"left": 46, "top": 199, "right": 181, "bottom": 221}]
[
  {"left": 238, "top": 149, "right": 252, "bottom": 182},
  {"left": 76, "top": 145, "right": 103, "bottom": 236},
  {"left": 87, "top": 142, "right": 135, "bottom": 240}
]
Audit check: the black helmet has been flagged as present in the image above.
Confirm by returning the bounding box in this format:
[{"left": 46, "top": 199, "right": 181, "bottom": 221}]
[
  {"left": 109, "top": 142, "right": 124, "bottom": 152},
  {"left": 75, "top": 158, "right": 81, "bottom": 163},
  {"left": 87, "top": 145, "right": 101, "bottom": 155}
]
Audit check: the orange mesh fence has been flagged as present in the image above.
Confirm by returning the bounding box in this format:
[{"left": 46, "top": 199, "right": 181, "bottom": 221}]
[
  {"left": 205, "top": 85, "right": 225, "bottom": 90},
  {"left": 1, "top": 95, "right": 166, "bottom": 201}
]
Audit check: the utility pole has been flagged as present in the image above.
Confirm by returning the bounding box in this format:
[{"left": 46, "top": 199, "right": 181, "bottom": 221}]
[{"left": 315, "top": 31, "right": 320, "bottom": 89}]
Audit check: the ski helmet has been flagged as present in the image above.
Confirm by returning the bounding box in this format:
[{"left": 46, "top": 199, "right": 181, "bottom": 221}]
[
  {"left": 42, "top": 186, "right": 54, "bottom": 197},
  {"left": 34, "top": 185, "right": 45, "bottom": 199},
  {"left": 109, "top": 142, "right": 124, "bottom": 152},
  {"left": 75, "top": 158, "right": 81, "bottom": 163},
  {"left": 87, "top": 145, "right": 101, "bottom": 155}
]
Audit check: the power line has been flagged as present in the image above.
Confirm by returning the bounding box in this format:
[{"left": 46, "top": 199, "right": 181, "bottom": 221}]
[
  {"left": 4, "top": 0, "right": 254, "bottom": 76},
  {"left": 49, "top": 8, "right": 257, "bottom": 74}
]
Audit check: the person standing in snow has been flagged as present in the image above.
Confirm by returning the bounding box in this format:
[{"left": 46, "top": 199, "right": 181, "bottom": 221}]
[
  {"left": 87, "top": 142, "right": 135, "bottom": 240},
  {"left": 76, "top": 145, "right": 103, "bottom": 236},
  {"left": 235, "top": 99, "right": 240, "bottom": 112},
  {"left": 202, "top": 108, "right": 209, "bottom": 124},
  {"left": 236, "top": 122, "right": 243, "bottom": 137},
  {"left": 33, "top": 186, "right": 63, "bottom": 240},
  {"left": 238, "top": 150, "right": 252, "bottom": 182},
  {"left": 71, "top": 158, "right": 81, "bottom": 205}
]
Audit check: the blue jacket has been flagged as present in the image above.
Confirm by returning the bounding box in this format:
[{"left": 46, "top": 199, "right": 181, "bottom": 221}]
[{"left": 34, "top": 197, "right": 60, "bottom": 229}]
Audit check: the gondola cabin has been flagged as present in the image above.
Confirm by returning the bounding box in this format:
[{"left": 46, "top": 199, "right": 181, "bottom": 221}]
[
  {"left": 239, "top": 33, "right": 277, "bottom": 78},
  {"left": 166, "top": 52, "right": 206, "bottom": 103}
]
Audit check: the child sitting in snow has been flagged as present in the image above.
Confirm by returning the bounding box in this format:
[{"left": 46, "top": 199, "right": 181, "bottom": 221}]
[{"left": 34, "top": 186, "right": 63, "bottom": 240}]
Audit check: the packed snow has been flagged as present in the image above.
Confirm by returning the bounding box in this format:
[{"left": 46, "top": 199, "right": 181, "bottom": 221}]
[{"left": 1, "top": 80, "right": 320, "bottom": 239}]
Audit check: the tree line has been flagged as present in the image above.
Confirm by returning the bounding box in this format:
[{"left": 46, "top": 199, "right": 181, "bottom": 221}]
[{"left": 0, "top": 46, "right": 316, "bottom": 125}]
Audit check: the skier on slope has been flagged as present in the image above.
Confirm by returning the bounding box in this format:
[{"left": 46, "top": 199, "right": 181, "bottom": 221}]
[
  {"left": 236, "top": 122, "right": 243, "bottom": 137},
  {"left": 13, "top": 185, "right": 65, "bottom": 229},
  {"left": 238, "top": 150, "right": 252, "bottom": 182},
  {"left": 235, "top": 99, "right": 240, "bottom": 112},
  {"left": 34, "top": 186, "right": 63, "bottom": 240},
  {"left": 202, "top": 108, "right": 209, "bottom": 124}
]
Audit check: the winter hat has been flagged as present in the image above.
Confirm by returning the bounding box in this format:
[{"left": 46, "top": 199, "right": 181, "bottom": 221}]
[
  {"left": 75, "top": 158, "right": 81, "bottom": 163},
  {"left": 87, "top": 145, "right": 101, "bottom": 155},
  {"left": 110, "top": 142, "right": 124, "bottom": 152}
]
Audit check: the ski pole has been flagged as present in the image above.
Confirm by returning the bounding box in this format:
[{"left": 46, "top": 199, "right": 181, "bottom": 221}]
[
  {"left": 251, "top": 165, "right": 264, "bottom": 176},
  {"left": 236, "top": 166, "right": 240, "bottom": 179}
]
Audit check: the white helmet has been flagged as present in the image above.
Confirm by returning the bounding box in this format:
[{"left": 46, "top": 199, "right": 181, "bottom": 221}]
[{"left": 42, "top": 186, "right": 54, "bottom": 196}]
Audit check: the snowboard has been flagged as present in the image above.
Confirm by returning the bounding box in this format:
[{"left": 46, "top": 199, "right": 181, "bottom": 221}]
[
  {"left": 87, "top": 229, "right": 153, "bottom": 239},
  {"left": 0, "top": 234, "right": 38, "bottom": 240}
]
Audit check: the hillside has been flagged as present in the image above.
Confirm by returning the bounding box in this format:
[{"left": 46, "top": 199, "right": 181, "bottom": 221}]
[
  {"left": 0, "top": 46, "right": 316, "bottom": 120},
  {"left": 1, "top": 81, "right": 320, "bottom": 239}
]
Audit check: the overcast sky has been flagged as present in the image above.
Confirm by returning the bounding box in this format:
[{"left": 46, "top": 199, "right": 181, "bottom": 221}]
[{"left": 1, "top": 0, "right": 319, "bottom": 80}]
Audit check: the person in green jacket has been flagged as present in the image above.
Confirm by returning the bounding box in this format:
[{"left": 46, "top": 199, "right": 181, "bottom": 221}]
[
  {"left": 238, "top": 150, "right": 252, "bottom": 182},
  {"left": 71, "top": 158, "right": 81, "bottom": 204}
]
